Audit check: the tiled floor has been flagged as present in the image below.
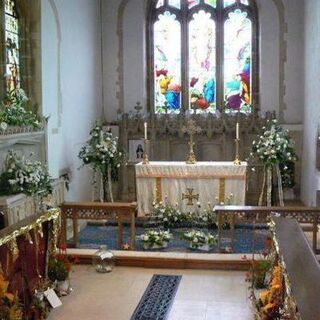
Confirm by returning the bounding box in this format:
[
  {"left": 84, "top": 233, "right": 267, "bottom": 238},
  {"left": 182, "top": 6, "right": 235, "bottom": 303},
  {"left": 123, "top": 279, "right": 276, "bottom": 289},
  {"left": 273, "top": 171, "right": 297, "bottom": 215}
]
[{"left": 48, "top": 266, "right": 253, "bottom": 320}]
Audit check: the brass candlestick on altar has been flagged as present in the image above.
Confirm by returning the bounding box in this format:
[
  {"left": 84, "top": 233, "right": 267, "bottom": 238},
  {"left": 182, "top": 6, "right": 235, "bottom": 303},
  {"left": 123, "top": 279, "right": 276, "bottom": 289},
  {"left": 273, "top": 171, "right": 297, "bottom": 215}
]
[
  {"left": 234, "top": 122, "right": 241, "bottom": 165},
  {"left": 143, "top": 138, "right": 149, "bottom": 165},
  {"left": 181, "top": 119, "right": 201, "bottom": 164},
  {"left": 143, "top": 122, "right": 149, "bottom": 165}
]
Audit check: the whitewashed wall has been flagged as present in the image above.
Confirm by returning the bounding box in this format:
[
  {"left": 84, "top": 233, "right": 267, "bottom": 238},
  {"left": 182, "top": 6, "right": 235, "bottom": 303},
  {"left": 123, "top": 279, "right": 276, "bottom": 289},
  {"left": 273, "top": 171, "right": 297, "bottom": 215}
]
[
  {"left": 301, "top": 0, "right": 320, "bottom": 206},
  {"left": 41, "top": 0, "right": 103, "bottom": 201}
]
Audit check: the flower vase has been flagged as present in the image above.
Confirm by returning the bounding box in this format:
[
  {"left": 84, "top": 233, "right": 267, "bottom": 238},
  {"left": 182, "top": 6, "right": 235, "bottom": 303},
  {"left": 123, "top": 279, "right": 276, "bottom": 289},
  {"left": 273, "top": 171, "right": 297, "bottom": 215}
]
[
  {"left": 189, "top": 243, "right": 213, "bottom": 251},
  {"left": 57, "top": 280, "right": 70, "bottom": 295},
  {"left": 143, "top": 242, "right": 168, "bottom": 250}
]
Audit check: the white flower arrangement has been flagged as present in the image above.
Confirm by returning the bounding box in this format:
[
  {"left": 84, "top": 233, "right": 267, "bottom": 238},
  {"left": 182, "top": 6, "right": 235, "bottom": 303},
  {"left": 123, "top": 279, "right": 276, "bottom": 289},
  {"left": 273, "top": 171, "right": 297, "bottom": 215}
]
[
  {"left": 0, "top": 88, "right": 42, "bottom": 131},
  {"left": 0, "top": 150, "right": 52, "bottom": 196},
  {"left": 152, "top": 201, "right": 187, "bottom": 226},
  {"left": 214, "top": 193, "right": 234, "bottom": 206},
  {"left": 198, "top": 202, "right": 217, "bottom": 225},
  {"left": 79, "top": 124, "right": 124, "bottom": 173},
  {"left": 250, "top": 119, "right": 297, "bottom": 167},
  {"left": 78, "top": 124, "right": 125, "bottom": 201},
  {"left": 181, "top": 230, "right": 217, "bottom": 250},
  {"left": 139, "top": 230, "right": 172, "bottom": 249}
]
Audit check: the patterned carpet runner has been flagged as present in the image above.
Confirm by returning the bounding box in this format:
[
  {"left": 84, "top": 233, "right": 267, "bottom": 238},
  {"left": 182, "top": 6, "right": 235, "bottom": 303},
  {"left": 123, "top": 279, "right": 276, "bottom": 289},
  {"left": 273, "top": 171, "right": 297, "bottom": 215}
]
[{"left": 130, "top": 274, "right": 182, "bottom": 320}]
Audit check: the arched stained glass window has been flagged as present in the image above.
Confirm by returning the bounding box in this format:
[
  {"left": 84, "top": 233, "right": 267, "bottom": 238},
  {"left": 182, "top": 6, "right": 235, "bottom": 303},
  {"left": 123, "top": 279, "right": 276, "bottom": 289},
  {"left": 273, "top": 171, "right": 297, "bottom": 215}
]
[
  {"left": 4, "top": 0, "right": 20, "bottom": 92},
  {"left": 149, "top": 0, "right": 258, "bottom": 114}
]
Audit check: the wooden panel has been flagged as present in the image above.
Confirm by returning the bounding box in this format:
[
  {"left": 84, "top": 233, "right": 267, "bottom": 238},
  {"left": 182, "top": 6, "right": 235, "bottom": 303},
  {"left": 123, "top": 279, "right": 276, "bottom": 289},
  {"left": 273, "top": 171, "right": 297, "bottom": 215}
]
[{"left": 273, "top": 217, "right": 320, "bottom": 320}]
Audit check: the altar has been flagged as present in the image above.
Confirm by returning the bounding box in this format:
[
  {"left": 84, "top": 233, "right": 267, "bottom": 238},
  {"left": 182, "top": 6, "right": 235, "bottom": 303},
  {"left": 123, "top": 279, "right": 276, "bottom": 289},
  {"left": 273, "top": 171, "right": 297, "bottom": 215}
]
[{"left": 135, "top": 161, "right": 247, "bottom": 216}]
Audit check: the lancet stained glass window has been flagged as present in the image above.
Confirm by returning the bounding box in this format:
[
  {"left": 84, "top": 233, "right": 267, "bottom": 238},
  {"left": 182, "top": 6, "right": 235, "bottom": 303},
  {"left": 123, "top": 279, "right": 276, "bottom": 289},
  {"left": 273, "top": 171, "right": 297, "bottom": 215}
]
[
  {"left": 4, "top": 0, "right": 20, "bottom": 92},
  {"left": 150, "top": 0, "right": 258, "bottom": 114}
]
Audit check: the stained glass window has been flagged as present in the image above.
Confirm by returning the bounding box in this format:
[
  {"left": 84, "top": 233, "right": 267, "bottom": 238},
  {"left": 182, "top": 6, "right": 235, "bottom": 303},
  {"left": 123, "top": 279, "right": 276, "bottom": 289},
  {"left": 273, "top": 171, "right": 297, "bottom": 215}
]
[
  {"left": 149, "top": 0, "right": 257, "bottom": 114},
  {"left": 189, "top": 11, "right": 216, "bottom": 113},
  {"left": 168, "top": 0, "right": 181, "bottom": 9},
  {"left": 156, "top": 0, "right": 164, "bottom": 8},
  {"left": 204, "top": 0, "right": 217, "bottom": 7},
  {"left": 224, "top": 0, "right": 249, "bottom": 7},
  {"left": 224, "top": 9, "right": 252, "bottom": 112},
  {"left": 154, "top": 12, "right": 181, "bottom": 114},
  {"left": 188, "top": 0, "right": 200, "bottom": 9},
  {"left": 4, "top": 0, "right": 20, "bottom": 92}
]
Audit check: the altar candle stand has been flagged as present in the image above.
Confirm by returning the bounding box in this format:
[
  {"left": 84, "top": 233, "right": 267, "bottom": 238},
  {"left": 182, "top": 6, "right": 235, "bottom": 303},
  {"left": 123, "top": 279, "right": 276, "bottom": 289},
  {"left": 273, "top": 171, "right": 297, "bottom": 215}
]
[
  {"left": 143, "top": 122, "right": 149, "bottom": 165},
  {"left": 234, "top": 122, "right": 241, "bottom": 165}
]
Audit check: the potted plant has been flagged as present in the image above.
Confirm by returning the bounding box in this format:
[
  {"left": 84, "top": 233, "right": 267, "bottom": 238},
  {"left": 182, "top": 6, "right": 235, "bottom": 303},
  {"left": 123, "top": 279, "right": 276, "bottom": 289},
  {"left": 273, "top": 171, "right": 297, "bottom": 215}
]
[
  {"left": 48, "top": 254, "right": 72, "bottom": 295},
  {"left": 78, "top": 124, "right": 125, "bottom": 202},
  {"left": 181, "top": 230, "right": 216, "bottom": 251},
  {"left": 139, "top": 229, "right": 172, "bottom": 250}
]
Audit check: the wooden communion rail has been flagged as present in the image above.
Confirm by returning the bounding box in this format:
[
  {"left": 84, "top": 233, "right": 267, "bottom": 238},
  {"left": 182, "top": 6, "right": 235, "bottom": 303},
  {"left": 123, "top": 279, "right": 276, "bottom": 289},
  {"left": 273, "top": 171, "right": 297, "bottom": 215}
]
[
  {"left": 60, "top": 202, "right": 137, "bottom": 250},
  {"left": 215, "top": 205, "right": 320, "bottom": 253}
]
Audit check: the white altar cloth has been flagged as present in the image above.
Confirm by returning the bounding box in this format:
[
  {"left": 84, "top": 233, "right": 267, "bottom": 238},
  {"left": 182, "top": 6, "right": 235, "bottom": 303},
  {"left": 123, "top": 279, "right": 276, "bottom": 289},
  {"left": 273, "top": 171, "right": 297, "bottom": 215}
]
[{"left": 135, "top": 161, "right": 247, "bottom": 216}]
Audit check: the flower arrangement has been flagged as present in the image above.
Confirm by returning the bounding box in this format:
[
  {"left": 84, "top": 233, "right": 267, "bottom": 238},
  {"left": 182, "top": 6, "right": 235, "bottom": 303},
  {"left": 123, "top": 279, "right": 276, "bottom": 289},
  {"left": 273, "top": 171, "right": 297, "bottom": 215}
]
[
  {"left": 139, "top": 229, "right": 172, "bottom": 250},
  {"left": 78, "top": 124, "right": 125, "bottom": 201},
  {"left": 250, "top": 119, "right": 297, "bottom": 167},
  {"left": 0, "top": 272, "right": 22, "bottom": 320},
  {"left": 152, "top": 201, "right": 187, "bottom": 226},
  {"left": 0, "top": 150, "right": 52, "bottom": 196},
  {"left": 0, "top": 88, "right": 42, "bottom": 131},
  {"left": 249, "top": 118, "right": 297, "bottom": 206},
  {"left": 257, "top": 264, "right": 284, "bottom": 319},
  {"left": 214, "top": 193, "right": 234, "bottom": 206},
  {"left": 245, "top": 256, "right": 272, "bottom": 289},
  {"left": 181, "top": 230, "right": 216, "bottom": 250}
]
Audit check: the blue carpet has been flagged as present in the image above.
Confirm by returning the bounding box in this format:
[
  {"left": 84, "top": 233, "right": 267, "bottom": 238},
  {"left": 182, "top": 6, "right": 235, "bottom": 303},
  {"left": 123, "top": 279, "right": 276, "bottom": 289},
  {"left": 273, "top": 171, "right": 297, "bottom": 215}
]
[
  {"left": 77, "top": 224, "right": 269, "bottom": 253},
  {"left": 130, "top": 275, "right": 181, "bottom": 320}
]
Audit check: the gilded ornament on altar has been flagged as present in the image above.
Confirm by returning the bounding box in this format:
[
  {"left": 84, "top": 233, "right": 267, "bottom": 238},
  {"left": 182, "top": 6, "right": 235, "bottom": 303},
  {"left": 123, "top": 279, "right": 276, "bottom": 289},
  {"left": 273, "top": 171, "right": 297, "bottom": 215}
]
[
  {"left": 182, "top": 188, "right": 199, "bottom": 206},
  {"left": 181, "top": 119, "right": 201, "bottom": 164},
  {"left": 234, "top": 122, "right": 241, "bottom": 165}
]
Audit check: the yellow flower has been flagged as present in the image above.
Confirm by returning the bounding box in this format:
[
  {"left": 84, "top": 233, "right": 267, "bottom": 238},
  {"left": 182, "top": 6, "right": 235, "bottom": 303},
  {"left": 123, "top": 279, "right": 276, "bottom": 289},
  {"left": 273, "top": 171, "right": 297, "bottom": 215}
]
[{"left": 262, "top": 302, "right": 275, "bottom": 313}]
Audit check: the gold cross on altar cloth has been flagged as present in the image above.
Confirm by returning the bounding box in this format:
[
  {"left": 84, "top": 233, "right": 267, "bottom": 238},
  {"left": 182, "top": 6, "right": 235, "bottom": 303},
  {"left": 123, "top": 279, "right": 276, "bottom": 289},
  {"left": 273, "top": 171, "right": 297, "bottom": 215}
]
[{"left": 182, "top": 188, "right": 199, "bottom": 206}]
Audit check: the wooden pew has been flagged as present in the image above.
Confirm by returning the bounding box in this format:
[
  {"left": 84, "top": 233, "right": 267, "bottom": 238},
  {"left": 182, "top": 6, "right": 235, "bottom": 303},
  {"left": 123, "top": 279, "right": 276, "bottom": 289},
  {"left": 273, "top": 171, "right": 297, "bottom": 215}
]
[
  {"left": 60, "top": 202, "right": 137, "bottom": 250},
  {"left": 214, "top": 205, "right": 320, "bottom": 253}
]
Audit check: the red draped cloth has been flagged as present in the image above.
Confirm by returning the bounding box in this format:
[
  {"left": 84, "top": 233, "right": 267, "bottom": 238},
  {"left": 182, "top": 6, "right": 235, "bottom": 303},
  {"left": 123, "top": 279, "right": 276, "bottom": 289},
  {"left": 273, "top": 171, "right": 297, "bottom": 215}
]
[{"left": 0, "top": 221, "right": 50, "bottom": 316}]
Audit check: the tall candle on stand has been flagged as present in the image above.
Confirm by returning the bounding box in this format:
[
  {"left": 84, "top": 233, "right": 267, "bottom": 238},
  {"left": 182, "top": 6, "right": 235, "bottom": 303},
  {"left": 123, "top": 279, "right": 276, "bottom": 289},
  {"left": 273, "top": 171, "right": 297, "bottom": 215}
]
[
  {"left": 144, "top": 122, "right": 147, "bottom": 140},
  {"left": 236, "top": 122, "right": 239, "bottom": 140}
]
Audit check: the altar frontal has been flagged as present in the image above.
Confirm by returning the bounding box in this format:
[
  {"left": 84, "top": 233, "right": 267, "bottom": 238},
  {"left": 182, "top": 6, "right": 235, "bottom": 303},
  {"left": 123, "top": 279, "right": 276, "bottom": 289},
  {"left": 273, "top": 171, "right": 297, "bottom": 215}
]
[{"left": 135, "top": 161, "right": 247, "bottom": 216}]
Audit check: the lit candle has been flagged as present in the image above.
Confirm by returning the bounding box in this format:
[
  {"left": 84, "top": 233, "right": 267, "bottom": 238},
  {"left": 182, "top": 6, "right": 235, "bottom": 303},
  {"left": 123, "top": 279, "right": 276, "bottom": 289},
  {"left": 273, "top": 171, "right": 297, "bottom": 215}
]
[
  {"left": 144, "top": 122, "right": 147, "bottom": 140},
  {"left": 236, "top": 122, "right": 239, "bottom": 140}
]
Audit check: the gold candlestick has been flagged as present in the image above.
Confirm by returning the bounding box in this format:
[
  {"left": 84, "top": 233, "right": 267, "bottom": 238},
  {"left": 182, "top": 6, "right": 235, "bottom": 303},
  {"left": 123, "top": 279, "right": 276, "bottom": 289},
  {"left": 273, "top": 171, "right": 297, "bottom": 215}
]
[
  {"left": 234, "top": 138, "right": 241, "bottom": 165},
  {"left": 143, "top": 138, "right": 149, "bottom": 165},
  {"left": 186, "top": 134, "right": 196, "bottom": 164},
  {"left": 181, "top": 119, "right": 201, "bottom": 165}
]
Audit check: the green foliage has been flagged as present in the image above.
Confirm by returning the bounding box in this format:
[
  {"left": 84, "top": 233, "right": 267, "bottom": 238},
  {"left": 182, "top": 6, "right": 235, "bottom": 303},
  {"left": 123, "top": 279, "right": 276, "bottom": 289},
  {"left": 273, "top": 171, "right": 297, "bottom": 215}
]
[
  {"left": 48, "top": 258, "right": 69, "bottom": 282},
  {"left": 249, "top": 259, "right": 272, "bottom": 289},
  {"left": 280, "top": 161, "right": 295, "bottom": 188},
  {"left": 0, "top": 88, "right": 42, "bottom": 130},
  {"left": 0, "top": 151, "right": 52, "bottom": 196}
]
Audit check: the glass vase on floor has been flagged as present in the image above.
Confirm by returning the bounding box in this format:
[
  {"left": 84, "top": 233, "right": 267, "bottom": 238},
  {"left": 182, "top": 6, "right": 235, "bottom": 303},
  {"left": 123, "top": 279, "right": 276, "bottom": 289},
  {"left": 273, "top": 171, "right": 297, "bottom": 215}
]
[{"left": 93, "top": 245, "right": 115, "bottom": 273}]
